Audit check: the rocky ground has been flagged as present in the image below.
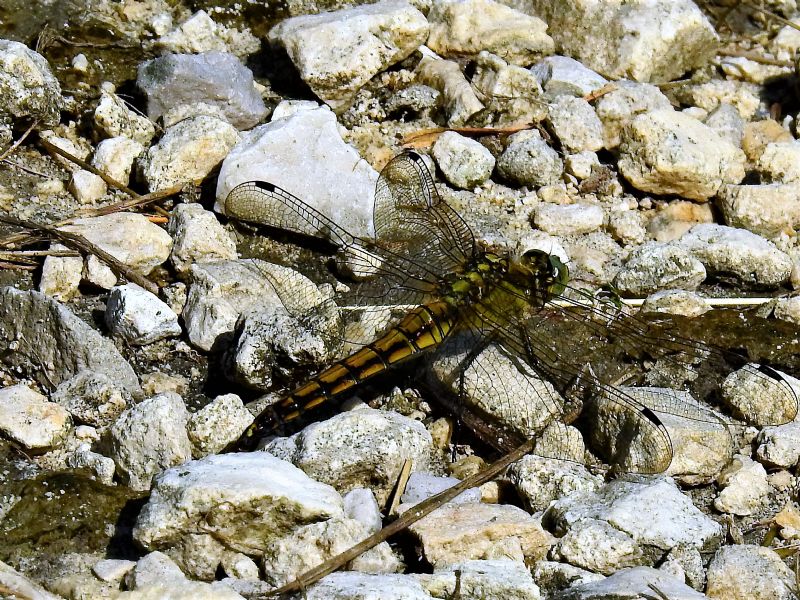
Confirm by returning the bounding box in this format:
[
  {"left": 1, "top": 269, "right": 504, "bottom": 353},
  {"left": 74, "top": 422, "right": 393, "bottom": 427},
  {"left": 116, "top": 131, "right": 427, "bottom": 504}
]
[{"left": 1, "top": 0, "right": 800, "bottom": 598}]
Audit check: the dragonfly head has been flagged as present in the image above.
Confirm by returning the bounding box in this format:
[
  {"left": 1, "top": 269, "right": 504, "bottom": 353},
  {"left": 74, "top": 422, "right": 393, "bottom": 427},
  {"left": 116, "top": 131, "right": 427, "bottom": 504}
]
[{"left": 518, "top": 249, "right": 569, "bottom": 299}]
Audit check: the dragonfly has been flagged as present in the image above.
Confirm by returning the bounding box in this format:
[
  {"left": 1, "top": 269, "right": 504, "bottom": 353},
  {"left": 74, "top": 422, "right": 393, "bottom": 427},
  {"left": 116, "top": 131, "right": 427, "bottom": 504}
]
[{"left": 224, "top": 151, "right": 798, "bottom": 474}]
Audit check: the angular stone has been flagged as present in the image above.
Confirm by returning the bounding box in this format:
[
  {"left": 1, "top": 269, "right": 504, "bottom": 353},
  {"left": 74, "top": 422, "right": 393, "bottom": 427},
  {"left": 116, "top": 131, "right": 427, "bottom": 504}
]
[
  {"left": 94, "top": 90, "right": 156, "bottom": 145},
  {"left": 168, "top": 203, "right": 237, "bottom": 277},
  {"left": 51, "top": 370, "right": 130, "bottom": 428},
  {"left": 187, "top": 393, "right": 254, "bottom": 457},
  {"left": 432, "top": 131, "right": 495, "bottom": 189},
  {"left": 552, "top": 518, "right": 645, "bottom": 575},
  {"left": 91, "top": 136, "right": 144, "bottom": 186},
  {"left": 533, "top": 203, "right": 605, "bottom": 236},
  {"left": 418, "top": 559, "right": 542, "bottom": 600},
  {"left": 0, "top": 384, "right": 71, "bottom": 451},
  {"left": 105, "top": 284, "right": 182, "bottom": 345},
  {"left": 555, "top": 566, "right": 707, "bottom": 599},
  {"left": 415, "top": 55, "right": 484, "bottom": 126},
  {"left": 594, "top": 80, "right": 673, "bottom": 149},
  {"left": 706, "top": 545, "right": 796, "bottom": 600},
  {"left": 717, "top": 183, "right": 800, "bottom": 238},
  {"left": 547, "top": 96, "right": 604, "bottom": 153},
  {"left": 714, "top": 455, "right": 770, "bottom": 516},
  {"left": 497, "top": 129, "right": 563, "bottom": 187},
  {"left": 613, "top": 242, "right": 706, "bottom": 295},
  {"left": 0, "top": 40, "right": 62, "bottom": 125}
]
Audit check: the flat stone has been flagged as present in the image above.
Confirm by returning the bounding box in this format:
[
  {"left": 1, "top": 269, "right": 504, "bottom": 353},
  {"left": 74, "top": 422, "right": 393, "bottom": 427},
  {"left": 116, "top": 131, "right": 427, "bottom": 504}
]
[
  {"left": 427, "top": 0, "right": 553, "bottom": 65},
  {"left": 304, "top": 572, "right": 433, "bottom": 600},
  {"left": 168, "top": 203, "right": 237, "bottom": 277},
  {"left": 533, "top": 203, "right": 605, "bottom": 236},
  {"left": 717, "top": 183, "right": 800, "bottom": 238},
  {"left": 0, "top": 384, "right": 71, "bottom": 451},
  {"left": 613, "top": 242, "right": 706, "bottom": 295},
  {"left": 531, "top": 55, "right": 608, "bottom": 97},
  {"left": 640, "top": 290, "right": 712, "bottom": 317},
  {"left": 137, "top": 52, "right": 266, "bottom": 129},
  {"left": 432, "top": 131, "right": 495, "bottom": 189},
  {"left": 553, "top": 566, "right": 707, "bottom": 599},
  {"left": 417, "top": 559, "right": 542, "bottom": 600},
  {"left": 551, "top": 518, "right": 646, "bottom": 575},
  {"left": 0, "top": 39, "right": 62, "bottom": 125},
  {"left": 187, "top": 393, "right": 254, "bottom": 457},
  {"left": 706, "top": 545, "right": 796, "bottom": 600},
  {"left": 269, "top": 0, "right": 428, "bottom": 113},
  {"left": 105, "top": 283, "right": 182, "bottom": 345}
]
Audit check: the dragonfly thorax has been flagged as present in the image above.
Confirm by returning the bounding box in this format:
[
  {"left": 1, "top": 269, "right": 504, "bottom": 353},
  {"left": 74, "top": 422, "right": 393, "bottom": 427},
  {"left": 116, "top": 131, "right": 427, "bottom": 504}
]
[{"left": 507, "top": 249, "right": 569, "bottom": 306}]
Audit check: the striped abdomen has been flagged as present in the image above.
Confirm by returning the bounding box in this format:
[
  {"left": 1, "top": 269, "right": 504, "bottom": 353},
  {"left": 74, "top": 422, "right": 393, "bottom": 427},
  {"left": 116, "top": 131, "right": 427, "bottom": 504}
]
[{"left": 243, "top": 301, "right": 457, "bottom": 442}]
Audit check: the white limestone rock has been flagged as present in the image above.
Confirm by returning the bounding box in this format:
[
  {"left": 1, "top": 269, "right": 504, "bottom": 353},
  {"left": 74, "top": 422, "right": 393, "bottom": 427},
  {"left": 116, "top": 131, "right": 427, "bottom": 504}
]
[
  {"left": 0, "top": 40, "right": 62, "bottom": 125},
  {"left": 92, "top": 558, "right": 136, "bottom": 583},
  {"left": 705, "top": 102, "right": 745, "bottom": 148},
  {"left": 155, "top": 10, "right": 260, "bottom": 59},
  {"left": 757, "top": 141, "right": 800, "bottom": 184},
  {"left": 399, "top": 472, "right": 481, "bottom": 507},
  {"left": 607, "top": 208, "right": 647, "bottom": 245},
  {"left": 133, "top": 453, "right": 344, "bottom": 562},
  {"left": 507, "top": 455, "right": 604, "bottom": 512},
  {"left": 39, "top": 242, "right": 82, "bottom": 301},
  {"left": 547, "top": 96, "right": 604, "bottom": 153},
  {"left": 613, "top": 242, "right": 706, "bottom": 295},
  {"left": 216, "top": 107, "right": 378, "bottom": 238},
  {"left": 0, "top": 384, "right": 71, "bottom": 451},
  {"left": 343, "top": 487, "right": 383, "bottom": 534},
  {"left": 94, "top": 90, "right": 156, "bottom": 145},
  {"left": 706, "top": 544, "right": 797, "bottom": 600},
  {"left": 775, "top": 295, "right": 800, "bottom": 325},
  {"left": 618, "top": 109, "right": 745, "bottom": 201},
  {"left": 124, "top": 551, "right": 187, "bottom": 590},
  {"left": 532, "top": 203, "right": 605, "bottom": 236},
  {"left": 717, "top": 183, "right": 800, "bottom": 238},
  {"left": 714, "top": 455, "right": 771, "bottom": 516},
  {"left": 220, "top": 552, "right": 259, "bottom": 580},
  {"left": 426, "top": 0, "right": 553, "bottom": 65},
  {"left": 269, "top": 0, "right": 428, "bottom": 112},
  {"left": 266, "top": 407, "right": 433, "bottom": 505},
  {"left": 432, "top": 131, "right": 495, "bottom": 189},
  {"left": 415, "top": 55, "right": 484, "bottom": 126},
  {"left": 640, "top": 290, "right": 712, "bottom": 318},
  {"left": 593, "top": 81, "right": 673, "bottom": 150},
  {"left": 187, "top": 393, "right": 253, "bottom": 457},
  {"left": 532, "top": 560, "right": 605, "bottom": 596},
  {"left": 470, "top": 51, "right": 546, "bottom": 125},
  {"left": 531, "top": 55, "right": 607, "bottom": 97},
  {"left": 497, "top": 129, "right": 563, "bottom": 187},
  {"left": 68, "top": 168, "right": 107, "bottom": 204},
  {"left": 551, "top": 518, "right": 645, "bottom": 575},
  {"left": 757, "top": 421, "right": 800, "bottom": 468},
  {"left": 168, "top": 203, "right": 237, "bottom": 277},
  {"left": 141, "top": 115, "right": 240, "bottom": 191},
  {"left": 51, "top": 369, "right": 130, "bottom": 428},
  {"left": 555, "top": 566, "right": 707, "bottom": 600},
  {"left": 66, "top": 443, "right": 116, "bottom": 485},
  {"left": 108, "top": 392, "right": 192, "bottom": 490},
  {"left": 417, "top": 559, "right": 542, "bottom": 600},
  {"left": 91, "top": 136, "right": 144, "bottom": 186},
  {"left": 304, "top": 572, "right": 432, "bottom": 600},
  {"left": 105, "top": 283, "right": 182, "bottom": 345}
]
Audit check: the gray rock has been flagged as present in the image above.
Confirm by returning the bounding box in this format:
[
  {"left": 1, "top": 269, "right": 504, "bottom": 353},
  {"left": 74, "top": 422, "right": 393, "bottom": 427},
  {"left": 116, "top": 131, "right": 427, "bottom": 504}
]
[
  {"left": 266, "top": 407, "right": 432, "bottom": 505},
  {"left": 640, "top": 290, "right": 712, "bottom": 317},
  {"left": 714, "top": 454, "right": 770, "bottom": 516},
  {"left": 426, "top": 0, "right": 553, "bottom": 65},
  {"left": 133, "top": 452, "right": 343, "bottom": 563},
  {"left": 706, "top": 544, "right": 797, "bottom": 600},
  {"left": 94, "top": 90, "right": 156, "bottom": 145},
  {"left": 507, "top": 455, "right": 604, "bottom": 512},
  {"left": 552, "top": 518, "right": 646, "bottom": 575},
  {"left": 757, "top": 421, "right": 800, "bottom": 468},
  {"left": 533, "top": 203, "right": 605, "bottom": 236},
  {"left": 305, "top": 572, "right": 433, "bottom": 600},
  {"left": 108, "top": 392, "right": 192, "bottom": 490},
  {"left": 186, "top": 393, "right": 254, "bottom": 457},
  {"left": 547, "top": 96, "right": 604, "bottom": 153},
  {"left": 385, "top": 84, "right": 440, "bottom": 120},
  {"left": 216, "top": 107, "right": 378, "bottom": 239},
  {"left": 105, "top": 283, "right": 182, "bottom": 345},
  {"left": 51, "top": 370, "right": 130, "bottom": 428},
  {"left": 552, "top": 566, "right": 707, "bottom": 599},
  {"left": 92, "top": 558, "right": 136, "bottom": 583},
  {"left": 528, "top": 0, "right": 718, "bottom": 83},
  {"left": 618, "top": 110, "right": 745, "bottom": 201},
  {"left": 0, "top": 384, "right": 71, "bottom": 451},
  {"left": 678, "top": 224, "right": 792, "bottom": 287},
  {"left": 705, "top": 102, "right": 745, "bottom": 148},
  {"left": 717, "top": 183, "right": 800, "bottom": 238},
  {"left": 533, "top": 561, "right": 605, "bottom": 595},
  {"left": 168, "top": 203, "right": 238, "bottom": 277},
  {"left": 268, "top": 0, "right": 428, "bottom": 113},
  {"left": 593, "top": 80, "right": 673, "bottom": 149},
  {"left": 66, "top": 443, "right": 116, "bottom": 485},
  {"left": 497, "top": 129, "right": 563, "bottom": 187},
  {"left": 0, "top": 287, "right": 141, "bottom": 396},
  {"left": 0, "top": 40, "right": 62, "bottom": 126},
  {"left": 415, "top": 55, "right": 484, "bottom": 126},
  {"left": 140, "top": 115, "right": 240, "bottom": 192},
  {"left": 137, "top": 52, "right": 267, "bottom": 129},
  {"left": 432, "top": 131, "right": 495, "bottom": 189},
  {"left": 531, "top": 55, "right": 608, "bottom": 97},
  {"left": 659, "top": 543, "right": 705, "bottom": 591},
  {"left": 417, "top": 559, "right": 542, "bottom": 600},
  {"left": 613, "top": 242, "right": 706, "bottom": 295},
  {"left": 399, "top": 472, "right": 481, "bottom": 506}
]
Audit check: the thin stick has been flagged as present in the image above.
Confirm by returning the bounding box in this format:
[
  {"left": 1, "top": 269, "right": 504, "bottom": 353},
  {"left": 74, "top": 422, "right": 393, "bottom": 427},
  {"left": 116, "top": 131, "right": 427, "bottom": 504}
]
[
  {"left": 264, "top": 437, "right": 536, "bottom": 597},
  {"left": 0, "top": 213, "right": 159, "bottom": 294},
  {"left": 0, "top": 120, "right": 38, "bottom": 162},
  {"left": 386, "top": 458, "right": 413, "bottom": 516},
  {"left": 718, "top": 48, "right": 793, "bottom": 67}
]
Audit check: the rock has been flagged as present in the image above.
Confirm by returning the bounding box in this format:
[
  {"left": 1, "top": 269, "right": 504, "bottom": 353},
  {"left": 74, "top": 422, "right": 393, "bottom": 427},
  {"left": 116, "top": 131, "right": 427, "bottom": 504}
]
[
  {"left": 714, "top": 455, "right": 771, "bottom": 516},
  {"left": 532, "top": 203, "right": 605, "bottom": 236},
  {"left": 51, "top": 369, "right": 129, "bottom": 427},
  {"left": 125, "top": 551, "right": 187, "bottom": 590},
  {"left": 507, "top": 455, "right": 603, "bottom": 512},
  {"left": 0, "top": 560, "right": 62, "bottom": 600},
  {"left": 546, "top": 477, "right": 723, "bottom": 553},
  {"left": 741, "top": 118, "right": 794, "bottom": 162},
  {"left": 705, "top": 102, "right": 745, "bottom": 148},
  {"left": 531, "top": 55, "right": 607, "bottom": 97},
  {"left": 137, "top": 52, "right": 266, "bottom": 129},
  {"left": 756, "top": 141, "right": 800, "bottom": 184},
  {"left": 0, "top": 384, "right": 71, "bottom": 451},
  {"left": 0, "top": 39, "right": 62, "bottom": 126},
  {"left": 0, "top": 287, "right": 141, "bottom": 396},
  {"left": 565, "top": 152, "right": 600, "bottom": 181},
  {"left": 399, "top": 472, "right": 481, "bottom": 507},
  {"left": 593, "top": 80, "right": 673, "bottom": 149},
  {"left": 39, "top": 242, "right": 82, "bottom": 301},
  {"left": 108, "top": 392, "right": 192, "bottom": 490},
  {"left": 757, "top": 422, "right": 800, "bottom": 468},
  {"left": 497, "top": 129, "right": 563, "bottom": 187},
  {"left": 720, "top": 55, "right": 792, "bottom": 85},
  {"left": 407, "top": 502, "right": 554, "bottom": 567},
  {"left": 120, "top": 581, "right": 245, "bottom": 599},
  {"left": 92, "top": 558, "right": 136, "bottom": 583},
  {"left": 528, "top": 0, "right": 717, "bottom": 83},
  {"left": 678, "top": 224, "right": 792, "bottom": 287},
  {"left": 470, "top": 51, "right": 546, "bottom": 125},
  {"left": 105, "top": 284, "right": 182, "bottom": 345},
  {"left": 133, "top": 453, "right": 343, "bottom": 567},
  {"left": 775, "top": 296, "right": 800, "bottom": 325},
  {"left": 706, "top": 545, "right": 796, "bottom": 600},
  {"left": 220, "top": 552, "right": 259, "bottom": 580},
  {"left": 266, "top": 407, "right": 432, "bottom": 504},
  {"left": 554, "top": 566, "right": 707, "bottom": 599},
  {"left": 612, "top": 242, "right": 706, "bottom": 295},
  {"left": 161, "top": 102, "right": 230, "bottom": 128},
  {"left": 607, "top": 209, "right": 647, "bottom": 245},
  {"left": 546, "top": 96, "right": 604, "bottom": 153},
  {"left": 618, "top": 110, "right": 745, "bottom": 200},
  {"left": 168, "top": 203, "right": 237, "bottom": 276},
  {"left": 91, "top": 136, "right": 144, "bottom": 186},
  {"left": 186, "top": 393, "right": 253, "bottom": 457},
  {"left": 84, "top": 254, "right": 119, "bottom": 289},
  {"left": 640, "top": 290, "right": 711, "bottom": 317},
  {"left": 533, "top": 561, "right": 605, "bottom": 595},
  {"left": 66, "top": 442, "right": 116, "bottom": 484},
  {"left": 269, "top": 0, "right": 428, "bottom": 113},
  {"left": 717, "top": 183, "right": 800, "bottom": 238},
  {"left": 659, "top": 543, "right": 705, "bottom": 591},
  {"left": 155, "top": 10, "right": 260, "bottom": 59},
  {"left": 344, "top": 487, "right": 383, "bottom": 533},
  {"left": 552, "top": 518, "right": 645, "bottom": 575},
  {"left": 68, "top": 169, "right": 107, "bottom": 204},
  {"left": 417, "top": 559, "right": 542, "bottom": 600},
  {"left": 431, "top": 131, "right": 495, "bottom": 189},
  {"left": 94, "top": 90, "right": 156, "bottom": 145},
  {"left": 385, "top": 84, "right": 440, "bottom": 120},
  {"left": 426, "top": 0, "right": 553, "bottom": 65},
  {"left": 304, "top": 572, "right": 432, "bottom": 600},
  {"left": 415, "top": 55, "right": 484, "bottom": 126},
  {"left": 721, "top": 365, "right": 799, "bottom": 426},
  {"left": 262, "top": 516, "right": 401, "bottom": 586},
  {"left": 59, "top": 212, "right": 173, "bottom": 277},
  {"left": 140, "top": 115, "right": 240, "bottom": 191},
  {"left": 216, "top": 107, "right": 378, "bottom": 239}
]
